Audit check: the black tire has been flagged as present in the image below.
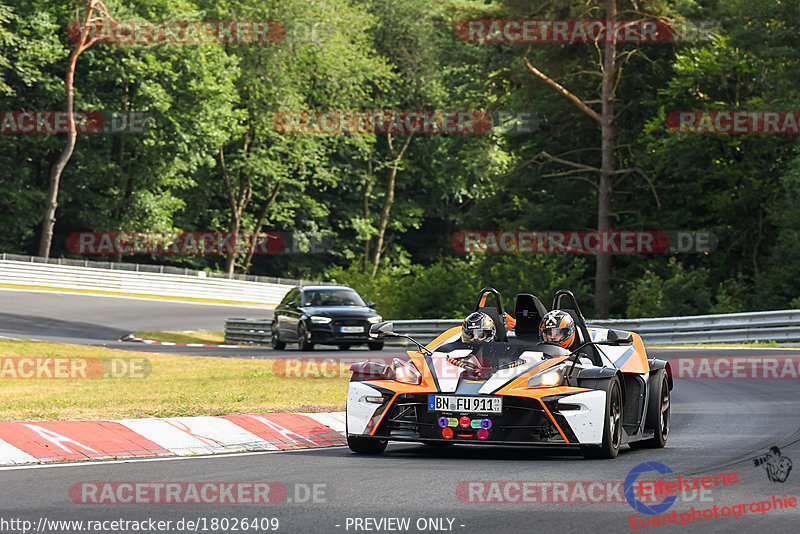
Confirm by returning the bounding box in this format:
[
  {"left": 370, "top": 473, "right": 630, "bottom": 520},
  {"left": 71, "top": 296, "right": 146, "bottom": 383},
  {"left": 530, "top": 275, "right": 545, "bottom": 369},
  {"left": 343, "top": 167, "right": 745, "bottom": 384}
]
[
  {"left": 581, "top": 376, "right": 623, "bottom": 459},
  {"left": 367, "top": 342, "right": 384, "bottom": 351},
  {"left": 297, "top": 323, "right": 314, "bottom": 351},
  {"left": 337, "top": 344, "right": 352, "bottom": 350},
  {"left": 347, "top": 435, "right": 388, "bottom": 455},
  {"left": 271, "top": 325, "right": 286, "bottom": 350},
  {"left": 630, "top": 369, "right": 670, "bottom": 449}
]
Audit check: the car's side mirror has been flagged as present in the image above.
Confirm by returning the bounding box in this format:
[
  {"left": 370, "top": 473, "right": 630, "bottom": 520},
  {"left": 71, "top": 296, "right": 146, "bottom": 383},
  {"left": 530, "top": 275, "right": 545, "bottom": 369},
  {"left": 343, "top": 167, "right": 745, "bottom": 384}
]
[
  {"left": 369, "top": 321, "right": 394, "bottom": 339},
  {"left": 349, "top": 361, "right": 394, "bottom": 381},
  {"left": 605, "top": 329, "right": 633, "bottom": 344},
  {"left": 366, "top": 301, "right": 376, "bottom": 308},
  {"left": 288, "top": 301, "right": 297, "bottom": 309}
]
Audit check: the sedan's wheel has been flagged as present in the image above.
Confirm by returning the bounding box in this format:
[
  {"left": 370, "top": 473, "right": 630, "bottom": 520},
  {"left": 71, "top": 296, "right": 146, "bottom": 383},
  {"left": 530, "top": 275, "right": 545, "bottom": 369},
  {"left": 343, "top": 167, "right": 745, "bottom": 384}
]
[
  {"left": 631, "top": 369, "right": 670, "bottom": 449},
  {"left": 297, "top": 324, "right": 314, "bottom": 351},
  {"left": 347, "top": 435, "right": 388, "bottom": 455},
  {"left": 270, "top": 325, "right": 286, "bottom": 350},
  {"left": 337, "top": 344, "right": 351, "bottom": 350},
  {"left": 582, "top": 377, "right": 623, "bottom": 459},
  {"left": 367, "top": 342, "right": 384, "bottom": 351}
]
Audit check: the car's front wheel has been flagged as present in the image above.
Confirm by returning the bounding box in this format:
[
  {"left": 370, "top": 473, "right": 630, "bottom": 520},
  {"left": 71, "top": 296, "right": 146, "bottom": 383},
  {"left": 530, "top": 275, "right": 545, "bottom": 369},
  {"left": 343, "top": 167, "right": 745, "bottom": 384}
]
[
  {"left": 297, "top": 323, "right": 314, "bottom": 351},
  {"left": 367, "top": 342, "right": 384, "bottom": 351},
  {"left": 271, "top": 325, "right": 286, "bottom": 350},
  {"left": 347, "top": 435, "right": 388, "bottom": 455},
  {"left": 582, "top": 376, "right": 623, "bottom": 459}
]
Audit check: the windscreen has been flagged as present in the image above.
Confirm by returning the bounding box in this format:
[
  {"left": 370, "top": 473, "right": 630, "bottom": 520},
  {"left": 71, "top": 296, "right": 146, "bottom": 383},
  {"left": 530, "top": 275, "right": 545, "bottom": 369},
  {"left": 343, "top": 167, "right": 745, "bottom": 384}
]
[{"left": 304, "top": 289, "right": 366, "bottom": 307}]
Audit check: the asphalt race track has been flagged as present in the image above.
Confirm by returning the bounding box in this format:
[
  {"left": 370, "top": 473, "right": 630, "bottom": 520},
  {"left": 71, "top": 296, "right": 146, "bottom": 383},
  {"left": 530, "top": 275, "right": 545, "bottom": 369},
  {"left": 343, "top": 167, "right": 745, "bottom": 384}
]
[
  {"left": 0, "top": 288, "right": 384, "bottom": 358},
  {"left": 1, "top": 288, "right": 799, "bottom": 533}
]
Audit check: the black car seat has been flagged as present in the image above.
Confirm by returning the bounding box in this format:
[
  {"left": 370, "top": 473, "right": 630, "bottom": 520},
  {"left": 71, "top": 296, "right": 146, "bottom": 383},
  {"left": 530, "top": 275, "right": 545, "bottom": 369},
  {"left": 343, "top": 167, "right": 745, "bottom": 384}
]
[
  {"left": 513, "top": 293, "right": 548, "bottom": 342},
  {"left": 552, "top": 290, "right": 603, "bottom": 366}
]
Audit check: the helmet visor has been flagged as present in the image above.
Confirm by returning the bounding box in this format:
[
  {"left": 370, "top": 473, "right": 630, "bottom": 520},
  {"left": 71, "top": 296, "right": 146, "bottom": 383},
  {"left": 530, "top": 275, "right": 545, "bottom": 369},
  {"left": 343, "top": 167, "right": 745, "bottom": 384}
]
[
  {"left": 462, "top": 328, "right": 494, "bottom": 342},
  {"left": 542, "top": 327, "right": 570, "bottom": 343}
]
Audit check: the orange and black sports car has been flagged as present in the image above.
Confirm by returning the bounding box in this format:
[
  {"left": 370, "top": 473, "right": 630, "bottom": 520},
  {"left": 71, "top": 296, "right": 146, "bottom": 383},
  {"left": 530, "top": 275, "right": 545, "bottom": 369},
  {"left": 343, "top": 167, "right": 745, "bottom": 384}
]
[{"left": 346, "top": 288, "right": 673, "bottom": 459}]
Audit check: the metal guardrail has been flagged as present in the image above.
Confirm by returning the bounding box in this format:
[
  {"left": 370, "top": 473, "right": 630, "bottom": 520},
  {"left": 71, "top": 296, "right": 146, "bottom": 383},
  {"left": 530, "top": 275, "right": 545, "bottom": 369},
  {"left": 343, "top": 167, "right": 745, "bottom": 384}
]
[
  {"left": 592, "top": 310, "right": 800, "bottom": 344},
  {"left": 0, "top": 256, "right": 295, "bottom": 305},
  {"left": 225, "top": 318, "right": 273, "bottom": 344},
  {"left": 223, "top": 310, "right": 800, "bottom": 347},
  {"left": 0, "top": 253, "right": 334, "bottom": 287}
]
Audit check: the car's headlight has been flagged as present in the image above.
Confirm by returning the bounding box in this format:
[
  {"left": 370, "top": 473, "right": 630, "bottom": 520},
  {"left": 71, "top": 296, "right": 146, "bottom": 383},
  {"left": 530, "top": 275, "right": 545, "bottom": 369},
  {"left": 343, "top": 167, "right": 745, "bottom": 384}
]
[
  {"left": 527, "top": 364, "right": 566, "bottom": 388},
  {"left": 367, "top": 315, "right": 383, "bottom": 324},
  {"left": 310, "top": 316, "right": 332, "bottom": 324},
  {"left": 393, "top": 358, "right": 422, "bottom": 385}
]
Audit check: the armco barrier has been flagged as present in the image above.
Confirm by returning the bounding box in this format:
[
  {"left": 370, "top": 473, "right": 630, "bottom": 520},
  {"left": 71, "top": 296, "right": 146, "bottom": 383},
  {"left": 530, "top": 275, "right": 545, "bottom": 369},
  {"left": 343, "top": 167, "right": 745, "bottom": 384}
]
[
  {"left": 225, "top": 318, "right": 273, "bottom": 344},
  {"left": 0, "top": 254, "right": 331, "bottom": 305},
  {"left": 224, "top": 310, "right": 800, "bottom": 347}
]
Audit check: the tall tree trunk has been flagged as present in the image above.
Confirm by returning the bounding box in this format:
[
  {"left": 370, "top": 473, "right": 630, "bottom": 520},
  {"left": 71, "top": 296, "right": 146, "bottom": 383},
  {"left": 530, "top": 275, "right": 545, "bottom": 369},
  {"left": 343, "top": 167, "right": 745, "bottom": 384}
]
[
  {"left": 362, "top": 144, "right": 374, "bottom": 273},
  {"left": 39, "top": 1, "right": 111, "bottom": 258},
  {"left": 242, "top": 181, "right": 282, "bottom": 274},
  {"left": 595, "top": 0, "right": 618, "bottom": 318},
  {"left": 370, "top": 133, "right": 413, "bottom": 277},
  {"left": 219, "top": 145, "right": 252, "bottom": 277}
]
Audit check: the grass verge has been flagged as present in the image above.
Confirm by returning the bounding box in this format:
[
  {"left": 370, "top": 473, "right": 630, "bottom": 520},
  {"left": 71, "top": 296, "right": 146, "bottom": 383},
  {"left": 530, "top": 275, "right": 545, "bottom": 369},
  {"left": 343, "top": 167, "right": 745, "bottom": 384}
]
[
  {"left": 133, "top": 331, "right": 226, "bottom": 344},
  {"left": 0, "top": 340, "right": 346, "bottom": 421}
]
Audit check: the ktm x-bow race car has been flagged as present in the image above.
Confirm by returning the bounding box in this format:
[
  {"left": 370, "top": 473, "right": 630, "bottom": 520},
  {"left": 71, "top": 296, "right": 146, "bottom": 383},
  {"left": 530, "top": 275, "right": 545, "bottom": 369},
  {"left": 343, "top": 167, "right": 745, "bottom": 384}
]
[{"left": 346, "top": 288, "right": 673, "bottom": 459}]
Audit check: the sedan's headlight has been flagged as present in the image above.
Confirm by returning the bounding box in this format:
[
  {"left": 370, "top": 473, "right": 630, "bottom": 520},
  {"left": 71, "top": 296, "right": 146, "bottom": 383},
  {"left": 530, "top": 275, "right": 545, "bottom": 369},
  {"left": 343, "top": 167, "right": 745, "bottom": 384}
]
[
  {"left": 310, "top": 316, "right": 332, "bottom": 324},
  {"left": 528, "top": 364, "right": 566, "bottom": 388},
  {"left": 367, "top": 315, "right": 383, "bottom": 324},
  {"left": 393, "top": 358, "right": 422, "bottom": 385}
]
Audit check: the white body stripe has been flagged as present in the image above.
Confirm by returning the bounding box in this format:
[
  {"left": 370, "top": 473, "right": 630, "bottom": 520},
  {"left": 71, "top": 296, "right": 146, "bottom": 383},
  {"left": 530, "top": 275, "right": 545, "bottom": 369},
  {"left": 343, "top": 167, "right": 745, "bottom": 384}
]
[
  {"left": 557, "top": 390, "right": 607, "bottom": 444},
  {"left": 346, "top": 383, "right": 385, "bottom": 435}
]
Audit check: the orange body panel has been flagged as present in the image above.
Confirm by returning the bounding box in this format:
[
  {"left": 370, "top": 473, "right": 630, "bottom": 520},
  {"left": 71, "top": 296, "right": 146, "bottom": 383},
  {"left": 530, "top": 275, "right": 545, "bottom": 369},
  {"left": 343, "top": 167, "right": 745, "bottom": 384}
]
[{"left": 617, "top": 332, "right": 650, "bottom": 374}]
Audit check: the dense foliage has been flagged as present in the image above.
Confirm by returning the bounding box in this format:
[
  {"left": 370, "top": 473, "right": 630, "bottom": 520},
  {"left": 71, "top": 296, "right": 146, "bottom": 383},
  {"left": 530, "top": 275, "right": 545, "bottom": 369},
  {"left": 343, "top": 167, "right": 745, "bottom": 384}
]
[{"left": 1, "top": 0, "right": 799, "bottom": 318}]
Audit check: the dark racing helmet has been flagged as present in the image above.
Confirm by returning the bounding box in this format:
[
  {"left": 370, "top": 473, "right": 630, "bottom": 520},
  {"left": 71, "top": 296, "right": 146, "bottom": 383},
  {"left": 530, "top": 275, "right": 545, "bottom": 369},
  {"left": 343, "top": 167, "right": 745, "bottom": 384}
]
[
  {"left": 539, "top": 310, "right": 576, "bottom": 349},
  {"left": 461, "top": 312, "right": 496, "bottom": 342}
]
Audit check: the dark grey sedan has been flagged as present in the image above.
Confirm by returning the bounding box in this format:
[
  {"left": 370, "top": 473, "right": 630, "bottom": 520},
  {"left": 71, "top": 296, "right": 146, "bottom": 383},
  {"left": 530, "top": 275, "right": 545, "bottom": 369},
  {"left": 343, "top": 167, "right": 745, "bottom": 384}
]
[{"left": 271, "top": 285, "right": 384, "bottom": 350}]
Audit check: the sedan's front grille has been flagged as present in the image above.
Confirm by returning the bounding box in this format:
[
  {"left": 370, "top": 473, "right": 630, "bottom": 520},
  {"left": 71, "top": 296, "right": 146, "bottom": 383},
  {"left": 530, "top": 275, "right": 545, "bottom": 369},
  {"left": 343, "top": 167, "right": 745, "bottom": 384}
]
[{"left": 333, "top": 319, "right": 367, "bottom": 327}]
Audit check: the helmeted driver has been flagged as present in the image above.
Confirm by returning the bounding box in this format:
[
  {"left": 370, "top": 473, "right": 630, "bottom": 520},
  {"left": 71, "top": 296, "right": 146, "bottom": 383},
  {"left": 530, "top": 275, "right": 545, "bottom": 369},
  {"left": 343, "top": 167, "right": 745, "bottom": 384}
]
[
  {"left": 539, "top": 310, "right": 576, "bottom": 348},
  {"left": 461, "top": 311, "right": 496, "bottom": 343}
]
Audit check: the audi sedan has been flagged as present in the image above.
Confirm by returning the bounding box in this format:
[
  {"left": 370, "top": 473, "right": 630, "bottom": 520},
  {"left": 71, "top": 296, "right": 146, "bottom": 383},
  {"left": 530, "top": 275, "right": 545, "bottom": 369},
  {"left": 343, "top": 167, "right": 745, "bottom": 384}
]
[{"left": 271, "top": 285, "right": 384, "bottom": 350}]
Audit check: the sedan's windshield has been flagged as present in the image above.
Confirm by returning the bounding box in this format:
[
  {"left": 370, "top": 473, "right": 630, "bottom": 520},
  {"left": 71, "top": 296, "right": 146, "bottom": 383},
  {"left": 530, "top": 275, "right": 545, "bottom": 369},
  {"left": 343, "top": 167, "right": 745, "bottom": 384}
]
[{"left": 303, "top": 289, "right": 365, "bottom": 307}]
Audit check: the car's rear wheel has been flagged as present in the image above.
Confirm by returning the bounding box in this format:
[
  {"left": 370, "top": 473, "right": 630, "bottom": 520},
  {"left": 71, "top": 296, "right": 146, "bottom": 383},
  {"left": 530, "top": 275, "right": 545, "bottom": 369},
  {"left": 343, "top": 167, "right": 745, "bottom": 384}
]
[
  {"left": 297, "top": 323, "right": 314, "bottom": 351},
  {"left": 347, "top": 435, "right": 388, "bottom": 455},
  {"left": 630, "top": 369, "right": 670, "bottom": 449},
  {"left": 582, "top": 376, "right": 623, "bottom": 459},
  {"left": 270, "top": 328, "right": 286, "bottom": 350},
  {"left": 367, "top": 342, "right": 384, "bottom": 351}
]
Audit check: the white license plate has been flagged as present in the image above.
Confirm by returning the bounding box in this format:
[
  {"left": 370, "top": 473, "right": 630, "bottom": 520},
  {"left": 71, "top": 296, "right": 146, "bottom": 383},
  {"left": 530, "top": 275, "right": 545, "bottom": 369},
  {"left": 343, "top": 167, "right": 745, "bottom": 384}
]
[
  {"left": 428, "top": 395, "right": 502, "bottom": 413},
  {"left": 340, "top": 326, "right": 364, "bottom": 333}
]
